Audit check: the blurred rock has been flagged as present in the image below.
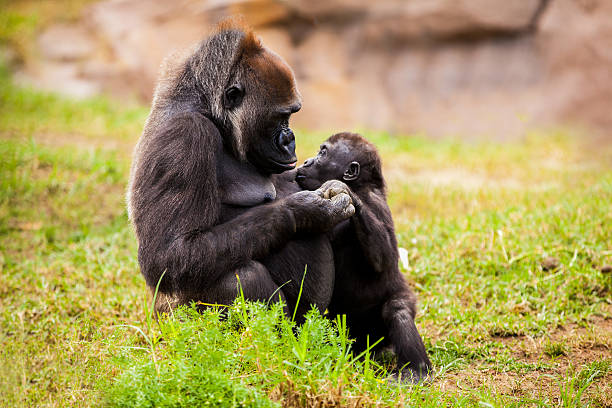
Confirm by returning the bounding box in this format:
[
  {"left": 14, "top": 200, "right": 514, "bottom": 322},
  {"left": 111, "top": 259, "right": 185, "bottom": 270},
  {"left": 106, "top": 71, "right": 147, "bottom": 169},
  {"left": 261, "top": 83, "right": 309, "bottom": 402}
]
[
  {"left": 38, "top": 24, "right": 95, "bottom": 61},
  {"left": 18, "top": 0, "right": 612, "bottom": 139},
  {"left": 347, "top": 0, "right": 543, "bottom": 43},
  {"left": 256, "top": 28, "right": 294, "bottom": 67},
  {"left": 15, "top": 61, "right": 101, "bottom": 98},
  {"left": 537, "top": 0, "right": 612, "bottom": 131},
  {"left": 221, "top": 0, "right": 290, "bottom": 27},
  {"left": 297, "top": 29, "right": 348, "bottom": 80}
]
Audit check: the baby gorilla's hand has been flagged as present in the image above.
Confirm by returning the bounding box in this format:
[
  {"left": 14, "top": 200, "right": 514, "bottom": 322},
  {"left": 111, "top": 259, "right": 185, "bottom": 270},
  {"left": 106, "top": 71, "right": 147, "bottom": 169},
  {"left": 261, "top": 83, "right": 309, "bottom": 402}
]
[
  {"left": 317, "top": 180, "right": 362, "bottom": 211},
  {"left": 326, "top": 191, "right": 355, "bottom": 221}
]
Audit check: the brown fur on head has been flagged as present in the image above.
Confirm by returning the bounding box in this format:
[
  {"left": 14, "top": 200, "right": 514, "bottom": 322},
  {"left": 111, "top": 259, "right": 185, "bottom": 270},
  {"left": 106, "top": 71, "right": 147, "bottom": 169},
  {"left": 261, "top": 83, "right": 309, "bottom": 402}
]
[{"left": 216, "top": 16, "right": 263, "bottom": 59}]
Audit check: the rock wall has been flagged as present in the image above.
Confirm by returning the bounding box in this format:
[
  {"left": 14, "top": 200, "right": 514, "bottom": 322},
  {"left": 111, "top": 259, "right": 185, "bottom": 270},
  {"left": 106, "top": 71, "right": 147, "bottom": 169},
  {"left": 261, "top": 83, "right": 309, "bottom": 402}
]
[{"left": 23, "top": 0, "right": 612, "bottom": 139}]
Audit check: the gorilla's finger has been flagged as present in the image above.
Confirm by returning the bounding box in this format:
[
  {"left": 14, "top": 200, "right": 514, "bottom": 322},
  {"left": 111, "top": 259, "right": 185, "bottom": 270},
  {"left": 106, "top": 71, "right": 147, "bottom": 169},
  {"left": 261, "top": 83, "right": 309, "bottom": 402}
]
[
  {"left": 321, "top": 179, "right": 349, "bottom": 191},
  {"left": 322, "top": 188, "right": 346, "bottom": 200},
  {"left": 329, "top": 187, "right": 347, "bottom": 198},
  {"left": 343, "top": 204, "right": 356, "bottom": 218},
  {"left": 330, "top": 192, "right": 352, "bottom": 209},
  {"left": 319, "top": 180, "right": 350, "bottom": 199}
]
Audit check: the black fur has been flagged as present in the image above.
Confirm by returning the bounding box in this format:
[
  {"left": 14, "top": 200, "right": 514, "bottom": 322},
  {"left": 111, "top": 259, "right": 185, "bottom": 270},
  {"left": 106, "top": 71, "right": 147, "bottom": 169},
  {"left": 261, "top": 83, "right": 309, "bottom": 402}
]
[
  {"left": 127, "top": 22, "right": 354, "bottom": 319},
  {"left": 296, "top": 132, "right": 432, "bottom": 382}
]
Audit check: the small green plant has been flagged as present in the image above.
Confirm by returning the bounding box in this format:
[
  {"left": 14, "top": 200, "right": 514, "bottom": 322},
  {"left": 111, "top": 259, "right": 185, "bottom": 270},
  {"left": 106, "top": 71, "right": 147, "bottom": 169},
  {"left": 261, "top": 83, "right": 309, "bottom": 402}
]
[
  {"left": 105, "top": 300, "right": 399, "bottom": 407},
  {"left": 578, "top": 359, "right": 611, "bottom": 382},
  {"left": 104, "top": 270, "right": 403, "bottom": 407},
  {"left": 558, "top": 365, "right": 600, "bottom": 408},
  {"left": 544, "top": 340, "right": 568, "bottom": 358}
]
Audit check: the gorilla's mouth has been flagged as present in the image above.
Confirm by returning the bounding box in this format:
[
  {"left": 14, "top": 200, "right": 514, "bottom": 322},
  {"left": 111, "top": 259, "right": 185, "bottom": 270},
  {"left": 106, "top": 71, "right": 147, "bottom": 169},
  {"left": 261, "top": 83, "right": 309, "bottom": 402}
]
[{"left": 269, "top": 158, "right": 297, "bottom": 170}]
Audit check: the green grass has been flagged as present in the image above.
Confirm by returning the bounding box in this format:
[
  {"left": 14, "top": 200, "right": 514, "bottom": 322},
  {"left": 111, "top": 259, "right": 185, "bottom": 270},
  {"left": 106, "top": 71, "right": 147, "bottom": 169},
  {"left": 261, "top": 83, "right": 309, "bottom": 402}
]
[{"left": 1, "top": 59, "right": 611, "bottom": 407}]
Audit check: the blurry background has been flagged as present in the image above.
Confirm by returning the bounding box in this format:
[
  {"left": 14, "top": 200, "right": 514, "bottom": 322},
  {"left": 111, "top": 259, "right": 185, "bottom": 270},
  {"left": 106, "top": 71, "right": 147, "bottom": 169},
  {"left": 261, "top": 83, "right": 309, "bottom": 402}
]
[{"left": 4, "top": 0, "right": 612, "bottom": 141}]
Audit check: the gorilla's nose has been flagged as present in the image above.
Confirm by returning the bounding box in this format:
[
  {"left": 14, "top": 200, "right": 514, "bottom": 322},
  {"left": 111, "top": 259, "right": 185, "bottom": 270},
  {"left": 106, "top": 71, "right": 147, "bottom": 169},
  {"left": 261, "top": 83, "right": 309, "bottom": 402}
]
[
  {"left": 303, "top": 158, "right": 314, "bottom": 167},
  {"left": 278, "top": 128, "right": 294, "bottom": 147}
]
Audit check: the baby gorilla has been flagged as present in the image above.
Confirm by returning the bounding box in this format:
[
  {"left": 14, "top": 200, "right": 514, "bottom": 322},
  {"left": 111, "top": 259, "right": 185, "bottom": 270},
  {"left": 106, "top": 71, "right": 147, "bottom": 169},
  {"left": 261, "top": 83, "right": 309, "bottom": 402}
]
[{"left": 296, "top": 132, "right": 431, "bottom": 382}]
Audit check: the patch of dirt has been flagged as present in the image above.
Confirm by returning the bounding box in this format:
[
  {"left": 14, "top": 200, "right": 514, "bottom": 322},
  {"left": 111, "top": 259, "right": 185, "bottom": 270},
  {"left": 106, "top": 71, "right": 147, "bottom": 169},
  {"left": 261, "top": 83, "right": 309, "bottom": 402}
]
[
  {"left": 436, "top": 313, "right": 612, "bottom": 404},
  {"left": 492, "top": 313, "right": 612, "bottom": 354},
  {"left": 270, "top": 379, "right": 374, "bottom": 408},
  {"left": 23, "top": 131, "right": 134, "bottom": 155},
  {"left": 407, "top": 168, "right": 524, "bottom": 190},
  {"left": 384, "top": 165, "right": 526, "bottom": 191},
  {"left": 0, "top": 130, "right": 137, "bottom": 161}
]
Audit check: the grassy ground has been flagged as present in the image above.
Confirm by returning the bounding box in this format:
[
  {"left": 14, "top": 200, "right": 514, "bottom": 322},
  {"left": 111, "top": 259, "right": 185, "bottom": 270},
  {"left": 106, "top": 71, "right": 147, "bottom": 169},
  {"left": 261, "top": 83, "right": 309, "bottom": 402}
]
[
  {"left": 1, "top": 65, "right": 611, "bottom": 407},
  {"left": 1, "top": 5, "right": 611, "bottom": 404}
]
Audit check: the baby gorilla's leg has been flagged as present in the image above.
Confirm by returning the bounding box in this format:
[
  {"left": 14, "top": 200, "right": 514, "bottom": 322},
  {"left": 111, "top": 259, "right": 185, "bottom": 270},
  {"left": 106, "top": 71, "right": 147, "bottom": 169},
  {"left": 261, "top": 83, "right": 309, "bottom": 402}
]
[{"left": 382, "top": 296, "right": 432, "bottom": 383}]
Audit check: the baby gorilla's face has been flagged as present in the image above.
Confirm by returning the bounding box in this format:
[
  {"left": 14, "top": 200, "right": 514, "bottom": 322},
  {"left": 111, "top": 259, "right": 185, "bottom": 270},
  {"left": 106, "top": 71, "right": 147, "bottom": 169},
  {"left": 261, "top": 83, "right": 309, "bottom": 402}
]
[{"left": 295, "top": 138, "right": 358, "bottom": 190}]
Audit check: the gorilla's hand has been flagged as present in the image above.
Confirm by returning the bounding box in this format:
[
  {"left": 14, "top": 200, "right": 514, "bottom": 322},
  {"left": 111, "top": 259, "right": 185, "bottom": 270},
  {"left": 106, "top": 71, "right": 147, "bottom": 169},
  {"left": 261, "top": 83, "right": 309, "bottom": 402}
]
[
  {"left": 286, "top": 187, "right": 355, "bottom": 233},
  {"left": 318, "top": 180, "right": 363, "bottom": 211}
]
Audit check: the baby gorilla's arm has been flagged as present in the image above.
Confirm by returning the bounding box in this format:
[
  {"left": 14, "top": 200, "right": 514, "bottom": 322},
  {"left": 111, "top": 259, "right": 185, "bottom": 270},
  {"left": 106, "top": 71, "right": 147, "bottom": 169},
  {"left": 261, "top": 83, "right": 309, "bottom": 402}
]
[
  {"left": 349, "top": 191, "right": 399, "bottom": 275},
  {"left": 320, "top": 180, "right": 398, "bottom": 275}
]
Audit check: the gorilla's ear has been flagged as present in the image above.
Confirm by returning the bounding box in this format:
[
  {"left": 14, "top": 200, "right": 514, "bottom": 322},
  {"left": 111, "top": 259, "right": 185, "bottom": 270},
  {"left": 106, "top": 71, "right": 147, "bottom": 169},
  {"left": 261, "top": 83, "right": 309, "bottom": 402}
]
[
  {"left": 343, "top": 161, "right": 360, "bottom": 181},
  {"left": 224, "top": 84, "right": 244, "bottom": 109}
]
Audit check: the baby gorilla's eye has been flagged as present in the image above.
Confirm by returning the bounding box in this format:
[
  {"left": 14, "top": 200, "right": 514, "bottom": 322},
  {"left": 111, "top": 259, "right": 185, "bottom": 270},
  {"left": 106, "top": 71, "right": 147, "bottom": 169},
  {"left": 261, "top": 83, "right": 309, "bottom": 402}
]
[{"left": 318, "top": 146, "right": 327, "bottom": 157}]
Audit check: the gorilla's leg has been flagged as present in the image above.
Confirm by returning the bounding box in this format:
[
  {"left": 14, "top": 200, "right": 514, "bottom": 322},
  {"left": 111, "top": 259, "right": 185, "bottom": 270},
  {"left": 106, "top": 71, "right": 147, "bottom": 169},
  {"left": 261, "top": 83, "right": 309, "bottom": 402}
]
[
  {"left": 211, "top": 260, "right": 289, "bottom": 314},
  {"left": 382, "top": 297, "right": 432, "bottom": 383},
  {"left": 263, "top": 236, "right": 335, "bottom": 322},
  {"left": 154, "top": 261, "right": 288, "bottom": 317}
]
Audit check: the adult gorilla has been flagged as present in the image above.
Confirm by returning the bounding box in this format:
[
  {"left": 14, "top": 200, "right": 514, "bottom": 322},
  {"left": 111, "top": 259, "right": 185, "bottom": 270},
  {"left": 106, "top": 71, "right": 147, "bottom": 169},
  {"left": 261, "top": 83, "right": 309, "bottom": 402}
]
[{"left": 127, "top": 20, "right": 354, "bottom": 319}]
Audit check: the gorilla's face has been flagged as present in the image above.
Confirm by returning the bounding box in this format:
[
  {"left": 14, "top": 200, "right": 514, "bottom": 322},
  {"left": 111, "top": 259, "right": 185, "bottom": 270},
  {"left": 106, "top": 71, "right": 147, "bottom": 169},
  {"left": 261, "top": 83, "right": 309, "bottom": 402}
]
[
  {"left": 296, "top": 139, "right": 360, "bottom": 191},
  {"left": 225, "top": 48, "right": 302, "bottom": 174},
  {"left": 246, "top": 101, "right": 301, "bottom": 174}
]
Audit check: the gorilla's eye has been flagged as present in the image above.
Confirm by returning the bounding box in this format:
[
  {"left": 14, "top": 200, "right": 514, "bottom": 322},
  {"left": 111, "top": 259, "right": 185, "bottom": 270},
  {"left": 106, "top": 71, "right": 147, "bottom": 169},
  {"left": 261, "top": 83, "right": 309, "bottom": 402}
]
[
  {"left": 318, "top": 145, "right": 327, "bottom": 157},
  {"left": 224, "top": 85, "right": 244, "bottom": 109}
]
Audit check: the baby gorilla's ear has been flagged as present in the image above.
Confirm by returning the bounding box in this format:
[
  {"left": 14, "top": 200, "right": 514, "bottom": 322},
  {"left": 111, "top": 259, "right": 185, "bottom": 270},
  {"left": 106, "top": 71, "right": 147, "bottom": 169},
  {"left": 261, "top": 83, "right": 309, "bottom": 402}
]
[{"left": 343, "top": 161, "right": 360, "bottom": 181}]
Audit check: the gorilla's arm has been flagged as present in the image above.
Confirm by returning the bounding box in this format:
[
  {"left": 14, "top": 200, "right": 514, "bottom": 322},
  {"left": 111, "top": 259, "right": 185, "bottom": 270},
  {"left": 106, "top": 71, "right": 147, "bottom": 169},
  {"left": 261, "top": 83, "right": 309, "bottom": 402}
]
[
  {"left": 131, "top": 112, "right": 353, "bottom": 292},
  {"left": 132, "top": 112, "right": 287, "bottom": 290}
]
